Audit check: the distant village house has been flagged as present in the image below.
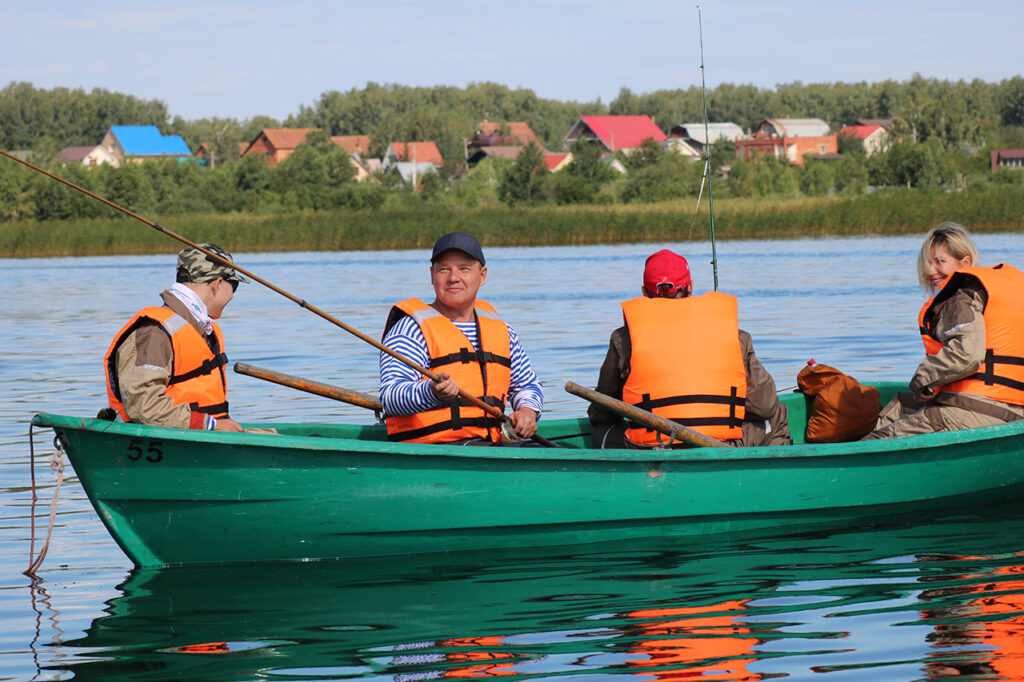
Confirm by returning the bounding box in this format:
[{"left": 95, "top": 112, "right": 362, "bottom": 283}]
[
  {"left": 563, "top": 115, "right": 666, "bottom": 152},
  {"left": 242, "top": 128, "right": 320, "bottom": 165},
  {"left": 384, "top": 141, "right": 444, "bottom": 168},
  {"left": 57, "top": 144, "right": 119, "bottom": 168},
  {"left": 469, "top": 121, "right": 544, "bottom": 150},
  {"left": 991, "top": 149, "right": 1024, "bottom": 171},
  {"left": 838, "top": 124, "right": 891, "bottom": 156},
  {"left": 240, "top": 128, "right": 377, "bottom": 181},
  {"left": 100, "top": 125, "right": 192, "bottom": 165},
  {"left": 734, "top": 118, "right": 837, "bottom": 166},
  {"left": 664, "top": 122, "right": 746, "bottom": 160},
  {"left": 543, "top": 152, "right": 572, "bottom": 172},
  {"left": 331, "top": 135, "right": 371, "bottom": 156}
]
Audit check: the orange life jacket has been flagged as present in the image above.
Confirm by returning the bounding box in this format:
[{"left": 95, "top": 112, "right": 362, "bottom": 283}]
[
  {"left": 621, "top": 293, "right": 746, "bottom": 444},
  {"left": 384, "top": 298, "right": 511, "bottom": 443},
  {"left": 105, "top": 306, "right": 229, "bottom": 422},
  {"left": 920, "top": 264, "right": 1024, "bottom": 406}
]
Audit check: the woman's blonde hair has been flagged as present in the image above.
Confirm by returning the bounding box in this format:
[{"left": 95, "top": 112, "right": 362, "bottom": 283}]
[{"left": 917, "top": 222, "right": 980, "bottom": 292}]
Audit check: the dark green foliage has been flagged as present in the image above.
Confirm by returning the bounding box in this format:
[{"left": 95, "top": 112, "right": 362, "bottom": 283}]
[
  {"left": 0, "top": 159, "right": 25, "bottom": 220},
  {"left": 499, "top": 142, "right": 548, "bottom": 207},
  {"left": 626, "top": 138, "right": 666, "bottom": 170},
  {"left": 800, "top": 158, "right": 835, "bottom": 196},
  {"left": 620, "top": 153, "right": 701, "bottom": 203},
  {"left": 871, "top": 140, "right": 944, "bottom": 189},
  {"left": 555, "top": 139, "right": 614, "bottom": 204},
  {"left": 0, "top": 81, "right": 169, "bottom": 150},
  {"left": 726, "top": 156, "right": 800, "bottom": 197},
  {"left": 1001, "top": 76, "right": 1024, "bottom": 127},
  {"left": 833, "top": 156, "right": 869, "bottom": 195},
  {"left": 103, "top": 162, "right": 156, "bottom": 214}
]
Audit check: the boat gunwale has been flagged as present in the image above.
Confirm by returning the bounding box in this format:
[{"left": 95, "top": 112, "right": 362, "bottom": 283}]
[{"left": 30, "top": 409, "right": 1024, "bottom": 465}]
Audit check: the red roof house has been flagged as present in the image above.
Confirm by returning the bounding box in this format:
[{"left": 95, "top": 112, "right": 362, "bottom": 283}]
[
  {"left": 385, "top": 142, "right": 444, "bottom": 167},
  {"left": 838, "top": 124, "right": 890, "bottom": 156},
  {"left": 331, "top": 134, "right": 371, "bottom": 155},
  {"left": 543, "top": 153, "right": 572, "bottom": 172},
  {"left": 563, "top": 115, "right": 667, "bottom": 152}
]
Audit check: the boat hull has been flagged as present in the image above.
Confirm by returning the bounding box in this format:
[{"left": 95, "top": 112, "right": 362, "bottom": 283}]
[{"left": 32, "top": 384, "right": 1024, "bottom": 566}]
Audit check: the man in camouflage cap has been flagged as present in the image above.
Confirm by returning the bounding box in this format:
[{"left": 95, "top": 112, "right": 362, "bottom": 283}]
[
  {"left": 103, "top": 243, "right": 248, "bottom": 432},
  {"left": 176, "top": 242, "right": 250, "bottom": 286}
]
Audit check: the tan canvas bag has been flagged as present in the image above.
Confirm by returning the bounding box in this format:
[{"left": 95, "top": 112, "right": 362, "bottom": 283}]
[{"left": 797, "top": 363, "right": 881, "bottom": 443}]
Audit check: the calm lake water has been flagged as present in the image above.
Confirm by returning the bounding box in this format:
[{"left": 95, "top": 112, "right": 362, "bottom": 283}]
[{"left": 4, "top": 233, "right": 1024, "bottom": 681}]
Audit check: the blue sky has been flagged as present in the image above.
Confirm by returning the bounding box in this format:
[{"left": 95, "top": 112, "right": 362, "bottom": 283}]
[{"left": 5, "top": 0, "right": 1022, "bottom": 122}]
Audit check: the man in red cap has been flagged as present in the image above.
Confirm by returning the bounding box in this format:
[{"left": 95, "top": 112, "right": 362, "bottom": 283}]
[{"left": 589, "top": 249, "right": 790, "bottom": 448}]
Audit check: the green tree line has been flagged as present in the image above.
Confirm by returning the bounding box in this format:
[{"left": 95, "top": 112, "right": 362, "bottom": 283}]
[
  {"left": 2, "top": 77, "right": 1024, "bottom": 223},
  {"left": 5, "top": 76, "right": 1024, "bottom": 163}
]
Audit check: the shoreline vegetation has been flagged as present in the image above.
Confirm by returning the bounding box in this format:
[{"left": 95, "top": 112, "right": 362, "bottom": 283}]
[{"left": 3, "top": 188, "right": 1023, "bottom": 259}]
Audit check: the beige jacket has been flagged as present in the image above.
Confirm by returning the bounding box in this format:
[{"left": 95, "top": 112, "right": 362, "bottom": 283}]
[
  {"left": 913, "top": 285, "right": 1024, "bottom": 420},
  {"left": 114, "top": 291, "right": 222, "bottom": 429}
]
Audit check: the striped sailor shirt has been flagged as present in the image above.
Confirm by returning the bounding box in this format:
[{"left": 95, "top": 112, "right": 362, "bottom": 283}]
[{"left": 380, "top": 314, "right": 544, "bottom": 417}]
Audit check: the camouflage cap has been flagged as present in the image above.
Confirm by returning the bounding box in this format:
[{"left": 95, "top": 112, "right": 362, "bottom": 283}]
[{"left": 176, "top": 243, "right": 249, "bottom": 284}]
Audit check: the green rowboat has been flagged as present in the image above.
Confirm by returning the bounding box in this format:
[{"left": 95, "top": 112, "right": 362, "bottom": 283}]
[{"left": 31, "top": 383, "right": 1024, "bottom": 567}]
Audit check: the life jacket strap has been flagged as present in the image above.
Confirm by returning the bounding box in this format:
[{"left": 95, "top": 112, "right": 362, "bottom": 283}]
[
  {"left": 387, "top": 395, "right": 505, "bottom": 442},
  {"left": 429, "top": 348, "right": 511, "bottom": 369},
  {"left": 190, "top": 401, "right": 229, "bottom": 415},
  {"left": 387, "top": 416, "right": 503, "bottom": 442},
  {"left": 169, "top": 353, "right": 228, "bottom": 385},
  {"left": 634, "top": 389, "right": 745, "bottom": 427},
  {"left": 970, "top": 348, "right": 1024, "bottom": 391}
]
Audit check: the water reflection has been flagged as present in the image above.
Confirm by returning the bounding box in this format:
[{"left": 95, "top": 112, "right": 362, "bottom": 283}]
[
  {"left": 35, "top": 507, "right": 1024, "bottom": 681},
  {"left": 918, "top": 557, "right": 1024, "bottom": 679},
  {"left": 620, "top": 599, "right": 765, "bottom": 680}
]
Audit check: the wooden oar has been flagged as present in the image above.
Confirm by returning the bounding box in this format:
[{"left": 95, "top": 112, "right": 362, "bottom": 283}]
[
  {"left": 0, "top": 150, "right": 558, "bottom": 448},
  {"left": 234, "top": 362, "right": 382, "bottom": 414},
  {"left": 564, "top": 381, "right": 725, "bottom": 449}
]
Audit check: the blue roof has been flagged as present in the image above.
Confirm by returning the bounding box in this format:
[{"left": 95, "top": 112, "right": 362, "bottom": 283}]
[{"left": 110, "top": 125, "right": 191, "bottom": 156}]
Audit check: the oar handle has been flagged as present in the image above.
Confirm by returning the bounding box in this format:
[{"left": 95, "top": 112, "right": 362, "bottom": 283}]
[
  {"left": 564, "top": 381, "right": 725, "bottom": 449},
  {"left": 233, "top": 362, "right": 382, "bottom": 412}
]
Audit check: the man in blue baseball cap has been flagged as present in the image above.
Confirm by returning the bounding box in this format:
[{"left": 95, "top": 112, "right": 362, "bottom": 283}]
[{"left": 379, "top": 232, "right": 544, "bottom": 446}]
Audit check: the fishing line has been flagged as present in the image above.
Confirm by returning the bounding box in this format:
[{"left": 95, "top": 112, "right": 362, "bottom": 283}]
[{"left": 697, "top": 5, "right": 719, "bottom": 291}]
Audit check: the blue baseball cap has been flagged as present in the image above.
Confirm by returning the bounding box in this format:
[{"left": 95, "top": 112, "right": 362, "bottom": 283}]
[{"left": 431, "top": 232, "right": 485, "bottom": 266}]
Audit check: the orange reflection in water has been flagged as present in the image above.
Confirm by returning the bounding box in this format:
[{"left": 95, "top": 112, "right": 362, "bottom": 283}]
[
  {"left": 437, "top": 636, "right": 518, "bottom": 678},
  {"left": 624, "top": 599, "right": 766, "bottom": 681},
  {"left": 920, "top": 559, "right": 1024, "bottom": 679}
]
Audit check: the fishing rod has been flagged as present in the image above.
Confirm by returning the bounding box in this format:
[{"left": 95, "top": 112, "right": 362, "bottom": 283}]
[
  {"left": 697, "top": 4, "right": 719, "bottom": 291},
  {"left": 0, "top": 149, "right": 558, "bottom": 448}
]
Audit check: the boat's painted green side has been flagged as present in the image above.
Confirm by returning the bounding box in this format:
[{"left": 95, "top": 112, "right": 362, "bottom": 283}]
[{"left": 32, "top": 383, "right": 1024, "bottom": 567}]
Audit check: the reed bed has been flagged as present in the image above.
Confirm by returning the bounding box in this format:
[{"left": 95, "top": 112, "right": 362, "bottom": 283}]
[{"left": 3, "top": 188, "right": 1022, "bottom": 258}]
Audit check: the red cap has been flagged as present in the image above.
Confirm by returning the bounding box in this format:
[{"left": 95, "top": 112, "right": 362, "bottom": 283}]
[{"left": 643, "top": 249, "right": 691, "bottom": 295}]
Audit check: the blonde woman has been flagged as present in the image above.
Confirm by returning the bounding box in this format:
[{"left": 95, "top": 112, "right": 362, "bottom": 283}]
[{"left": 865, "top": 223, "right": 1024, "bottom": 438}]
